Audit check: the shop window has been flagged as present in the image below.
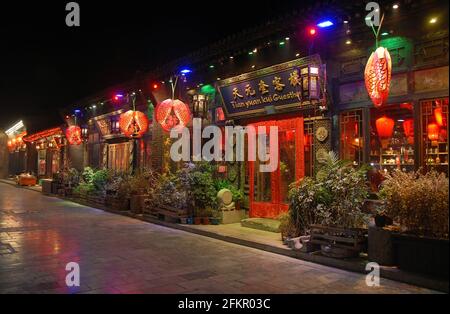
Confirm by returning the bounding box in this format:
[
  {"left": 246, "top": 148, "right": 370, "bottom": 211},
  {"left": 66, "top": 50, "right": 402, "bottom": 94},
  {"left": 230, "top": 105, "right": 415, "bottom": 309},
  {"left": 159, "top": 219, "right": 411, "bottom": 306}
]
[
  {"left": 110, "top": 116, "right": 121, "bottom": 134},
  {"left": 304, "top": 121, "right": 314, "bottom": 177},
  {"left": 370, "top": 103, "right": 415, "bottom": 173},
  {"left": 340, "top": 110, "right": 364, "bottom": 166},
  {"left": 51, "top": 150, "right": 60, "bottom": 175},
  {"left": 38, "top": 150, "right": 46, "bottom": 176},
  {"left": 421, "top": 98, "right": 449, "bottom": 174}
]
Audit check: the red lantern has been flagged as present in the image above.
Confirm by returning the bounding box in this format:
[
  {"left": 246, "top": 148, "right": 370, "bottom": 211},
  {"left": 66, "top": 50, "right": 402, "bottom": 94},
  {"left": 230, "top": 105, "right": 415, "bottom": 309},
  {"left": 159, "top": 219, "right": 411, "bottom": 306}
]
[
  {"left": 365, "top": 47, "right": 392, "bottom": 108},
  {"left": 427, "top": 123, "right": 440, "bottom": 141},
  {"left": 119, "top": 110, "right": 149, "bottom": 138},
  {"left": 402, "top": 119, "right": 414, "bottom": 137},
  {"left": 155, "top": 99, "right": 191, "bottom": 132},
  {"left": 434, "top": 107, "right": 445, "bottom": 127},
  {"left": 376, "top": 116, "right": 395, "bottom": 139},
  {"left": 440, "top": 129, "right": 447, "bottom": 141},
  {"left": 66, "top": 126, "right": 83, "bottom": 145}
]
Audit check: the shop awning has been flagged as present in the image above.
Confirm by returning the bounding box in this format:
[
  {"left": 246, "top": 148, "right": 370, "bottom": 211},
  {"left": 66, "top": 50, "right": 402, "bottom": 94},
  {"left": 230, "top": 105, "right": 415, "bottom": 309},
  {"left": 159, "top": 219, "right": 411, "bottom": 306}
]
[{"left": 23, "top": 127, "right": 63, "bottom": 142}]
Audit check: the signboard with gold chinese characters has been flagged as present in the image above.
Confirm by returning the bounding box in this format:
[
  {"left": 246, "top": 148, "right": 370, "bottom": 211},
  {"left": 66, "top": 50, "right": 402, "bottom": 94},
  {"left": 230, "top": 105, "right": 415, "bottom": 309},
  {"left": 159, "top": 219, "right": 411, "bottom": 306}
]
[{"left": 217, "top": 54, "right": 325, "bottom": 119}]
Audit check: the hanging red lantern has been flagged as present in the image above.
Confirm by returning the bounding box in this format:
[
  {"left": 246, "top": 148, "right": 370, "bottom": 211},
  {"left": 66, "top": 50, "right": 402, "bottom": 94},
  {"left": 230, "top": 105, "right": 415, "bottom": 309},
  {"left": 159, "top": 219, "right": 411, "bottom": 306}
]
[
  {"left": 403, "top": 119, "right": 414, "bottom": 145},
  {"left": 402, "top": 119, "right": 414, "bottom": 137},
  {"left": 155, "top": 99, "right": 191, "bottom": 132},
  {"left": 66, "top": 125, "right": 83, "bottom": 145},
  {"left": 427, "top": 123, "right": 440, "bottom": 141},
  {"left": 365, "top": 47, "right": 392, "bottom": 108},
  {"left": 119, "top": 110, "right": 149, "bottom": 138},
  {"left": 376, "top": 116, "right": 395, "bottom": 138},
  {"left": 439, "top": 129, "right": 447, "bottom": 141},
  {"left": 434, "top": 107, "right": 445, "bottom": 127}
]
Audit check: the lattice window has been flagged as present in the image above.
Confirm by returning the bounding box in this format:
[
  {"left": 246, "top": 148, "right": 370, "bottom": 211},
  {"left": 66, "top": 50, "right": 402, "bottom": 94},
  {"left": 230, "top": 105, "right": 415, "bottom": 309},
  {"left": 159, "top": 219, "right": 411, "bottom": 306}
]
[
  {"left": 421, "top": 98, "right": 449, "bottom": 175},
  {"left": 340, "top": 110, "right": 364, "bottom": 166}
]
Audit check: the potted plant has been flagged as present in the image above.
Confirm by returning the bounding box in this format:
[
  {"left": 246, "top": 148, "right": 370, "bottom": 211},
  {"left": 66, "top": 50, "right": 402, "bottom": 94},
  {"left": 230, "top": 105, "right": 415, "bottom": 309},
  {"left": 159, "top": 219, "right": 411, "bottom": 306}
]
[
  {"left": 129, "top": 169, "right": 155, "bottom": 214},
  {"left": 179, "top": 162, "right": 218, "bottom": 225},
  {"left": 193, "top": 208, "right": 204, "bottom": 225},
  {"left": 288, "top": 152, "right": 370, "bottom": 258},
  {"left": 278, "top": 212, "right": 298, "bottom": 244},
  {"left": 114, "top": 176, "right": 131, "bottom": 211},
  {"left": 379, "top": 170, "right": 449, "bottom": 279}
]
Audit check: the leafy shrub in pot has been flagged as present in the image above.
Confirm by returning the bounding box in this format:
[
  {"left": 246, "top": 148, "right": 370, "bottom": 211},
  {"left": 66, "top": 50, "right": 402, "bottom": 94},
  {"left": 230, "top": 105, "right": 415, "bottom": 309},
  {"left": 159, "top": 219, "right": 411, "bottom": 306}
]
[
  {"left": 379, "top": 170, "right": 449, "bottom": 278},
  {"left": 288, "top": 152, "right": 370, "bottom": 235},
  {"left": 288, "top": 152, "right": 370, "bottom": 257}
]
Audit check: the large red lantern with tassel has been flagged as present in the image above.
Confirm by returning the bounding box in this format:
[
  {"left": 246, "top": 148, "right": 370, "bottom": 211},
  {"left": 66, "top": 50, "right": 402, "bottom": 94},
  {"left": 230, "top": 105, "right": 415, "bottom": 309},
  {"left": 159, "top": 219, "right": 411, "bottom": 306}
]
[
  {"left": 427, "top": 123, "right": 440, "bottom": 141},
  {"left": 403, "top": 119, "right": 414, "bottom": 145},
  {"left": 402, "top": 119, "right": 414, "bottom": 137},
  {"left": 66, "top": 125, "right": 83, "bottom": 145},
  {"left": 155, "top": 99, "right": 191, "bottom": 132},
  {"left": 365, "top": 47, "right": 392, "bottom": 108},
  {"left": 119, "top": 110, "right": 149, "bottom": 138},
  {"left": 376, "top": 116, "right": 394, "bottom": 149},
  {"left": 376, "top": 116, "right": 395, "bottom": 138}
]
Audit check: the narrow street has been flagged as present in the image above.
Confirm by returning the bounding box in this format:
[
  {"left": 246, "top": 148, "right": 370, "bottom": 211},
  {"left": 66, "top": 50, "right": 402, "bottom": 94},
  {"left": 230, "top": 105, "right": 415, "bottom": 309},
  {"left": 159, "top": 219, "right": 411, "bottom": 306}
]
[{"left": 0, "top": 183, "right": 436, "bottom": 294}]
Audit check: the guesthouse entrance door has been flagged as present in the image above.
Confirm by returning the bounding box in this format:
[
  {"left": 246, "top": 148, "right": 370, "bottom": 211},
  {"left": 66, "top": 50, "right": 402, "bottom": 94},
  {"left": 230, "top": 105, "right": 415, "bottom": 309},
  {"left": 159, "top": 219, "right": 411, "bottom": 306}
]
[{"left": 248, "top": 117, "right": 305, "bottom": 218}]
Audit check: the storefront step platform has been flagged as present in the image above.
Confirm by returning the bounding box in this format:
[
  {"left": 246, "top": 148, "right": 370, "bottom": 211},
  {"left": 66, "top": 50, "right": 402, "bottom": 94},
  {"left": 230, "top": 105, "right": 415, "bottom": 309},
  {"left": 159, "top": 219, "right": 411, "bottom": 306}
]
[{"left": 241, "top": 218, "right": 281, "bottom": 233}]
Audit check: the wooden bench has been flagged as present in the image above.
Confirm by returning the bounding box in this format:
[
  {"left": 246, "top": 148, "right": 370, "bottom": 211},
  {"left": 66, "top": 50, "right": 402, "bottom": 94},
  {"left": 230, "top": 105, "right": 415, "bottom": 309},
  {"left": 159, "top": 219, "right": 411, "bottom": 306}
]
[{"left": 310, "top": 224, "right": 368, "bottom": 253}]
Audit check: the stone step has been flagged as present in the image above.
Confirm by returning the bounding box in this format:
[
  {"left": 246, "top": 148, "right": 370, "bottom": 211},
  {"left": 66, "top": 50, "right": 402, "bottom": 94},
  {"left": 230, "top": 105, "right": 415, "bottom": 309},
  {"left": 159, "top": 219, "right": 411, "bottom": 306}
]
[{"left": 241, "top": 218, "right": 281, "bottom": 233}]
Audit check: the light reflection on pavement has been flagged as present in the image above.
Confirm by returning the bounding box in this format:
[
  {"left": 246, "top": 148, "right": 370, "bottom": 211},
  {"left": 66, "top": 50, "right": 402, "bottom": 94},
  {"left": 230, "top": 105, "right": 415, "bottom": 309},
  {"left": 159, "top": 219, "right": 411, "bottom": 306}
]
[{"left": 0, "top": 182, "right": 439, "bottom": 294}]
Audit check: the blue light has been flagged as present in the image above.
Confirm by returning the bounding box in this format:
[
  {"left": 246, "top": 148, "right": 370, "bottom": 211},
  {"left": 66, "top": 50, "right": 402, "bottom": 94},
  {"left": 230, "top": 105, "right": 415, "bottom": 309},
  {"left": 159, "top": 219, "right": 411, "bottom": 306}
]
[
  {"left": 180, "top": 68, "right": 192, "bottom": 75},
  {"left": 317, "top": 20, "right": 334, "bottom": 28},
  {"left": 74, "top": 109, "right": 81, "bottom": 114}
]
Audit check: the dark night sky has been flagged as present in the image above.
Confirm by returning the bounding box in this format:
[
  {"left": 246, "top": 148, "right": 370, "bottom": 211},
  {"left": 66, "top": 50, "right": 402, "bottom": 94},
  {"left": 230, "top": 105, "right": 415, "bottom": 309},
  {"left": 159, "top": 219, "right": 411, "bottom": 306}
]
[{"left": 0, "top": 0, "right": 305, "bottom": 132}]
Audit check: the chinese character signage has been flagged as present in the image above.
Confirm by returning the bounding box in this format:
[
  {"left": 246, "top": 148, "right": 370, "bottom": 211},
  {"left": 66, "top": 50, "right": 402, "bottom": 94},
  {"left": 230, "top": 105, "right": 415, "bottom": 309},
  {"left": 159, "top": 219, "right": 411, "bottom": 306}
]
[{"left": 217, "top": 55, "right": 324, "bottom": 118}]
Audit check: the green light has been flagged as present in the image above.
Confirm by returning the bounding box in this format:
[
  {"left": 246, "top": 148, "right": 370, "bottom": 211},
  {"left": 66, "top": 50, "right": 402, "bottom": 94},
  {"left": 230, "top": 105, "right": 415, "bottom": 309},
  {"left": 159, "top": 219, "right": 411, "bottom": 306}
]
[
  {"left": 200, "top": 84, "right": 216, "bottom": 95},
  {"left": 248, "top": 51, "right": 254, "bottom": 55},
  {"left": 279, "top": 41, "right": 285, "bottom": 46},
  {"left": 209, "top": 65, "right": 215, "bottom": 69},
  {"left": 381, "top": 32, "right": 389, "bottom": 36}
]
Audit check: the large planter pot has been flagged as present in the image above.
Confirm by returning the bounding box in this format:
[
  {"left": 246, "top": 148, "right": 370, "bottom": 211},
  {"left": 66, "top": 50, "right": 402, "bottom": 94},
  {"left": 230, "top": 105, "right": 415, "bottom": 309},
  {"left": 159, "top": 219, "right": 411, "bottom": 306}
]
[
  {"left": 41, "top": 179, "right": 53, "bottom": 195},
  {"left": 368, "top": 226, "right": 395, "bottom": 266},
  {"left": 130, "top": 195, "right": 148, "bottom": 214},
  {"left": 51, "top": 182, "right": 59, "bottom": 195},
  {"left": 111, "top": 198, "right": 130, "bottom": 211},
  {"left": 392, "top": 233, "right": 449, "bottom": 280},
  {"left": 87, "top": 195, "right": 105, "bottom": 206}
]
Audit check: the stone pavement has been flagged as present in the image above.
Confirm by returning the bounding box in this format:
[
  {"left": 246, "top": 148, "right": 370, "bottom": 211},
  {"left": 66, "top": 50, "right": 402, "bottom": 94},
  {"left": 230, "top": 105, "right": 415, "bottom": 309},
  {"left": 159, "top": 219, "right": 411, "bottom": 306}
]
[{"left": 0, "top": 182, "right": 438, "bottom": 294}]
